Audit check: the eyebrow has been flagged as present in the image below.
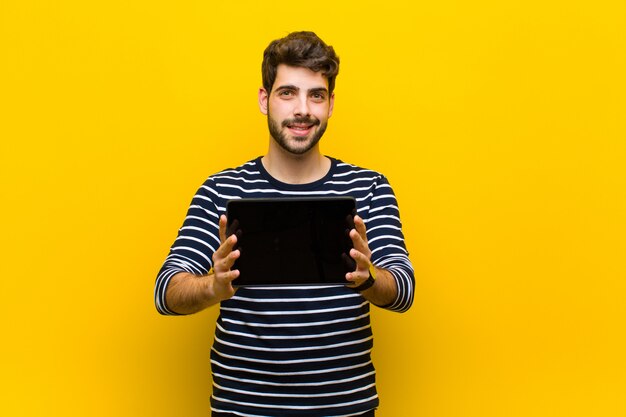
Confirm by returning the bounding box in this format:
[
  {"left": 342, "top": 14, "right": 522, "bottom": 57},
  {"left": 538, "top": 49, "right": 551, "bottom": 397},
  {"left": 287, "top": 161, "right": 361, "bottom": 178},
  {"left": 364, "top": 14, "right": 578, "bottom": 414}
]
[{"left": 275, "top": 85, "right": 329, "bottom": 94}]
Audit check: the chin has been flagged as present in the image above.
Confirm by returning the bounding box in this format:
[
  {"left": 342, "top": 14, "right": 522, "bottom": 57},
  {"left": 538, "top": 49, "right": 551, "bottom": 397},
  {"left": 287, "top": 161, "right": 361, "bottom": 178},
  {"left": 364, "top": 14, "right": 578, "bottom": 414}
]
[{"left": 284, "top": 137, "right": 321, "bottom": 155}]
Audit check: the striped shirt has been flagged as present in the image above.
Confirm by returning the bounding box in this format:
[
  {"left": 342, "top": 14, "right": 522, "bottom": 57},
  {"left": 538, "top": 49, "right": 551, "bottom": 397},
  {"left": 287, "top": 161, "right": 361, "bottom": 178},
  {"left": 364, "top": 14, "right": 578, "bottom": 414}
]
[{"left": 155, "top": 156, "right": 414, "bottom": 417}]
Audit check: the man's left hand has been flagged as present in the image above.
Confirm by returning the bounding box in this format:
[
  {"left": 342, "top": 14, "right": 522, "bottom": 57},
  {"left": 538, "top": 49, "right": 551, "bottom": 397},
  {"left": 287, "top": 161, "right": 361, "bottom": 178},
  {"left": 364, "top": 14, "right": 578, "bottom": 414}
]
[{"left": 346, "top": 215, "right": 373, "bottom": 288}]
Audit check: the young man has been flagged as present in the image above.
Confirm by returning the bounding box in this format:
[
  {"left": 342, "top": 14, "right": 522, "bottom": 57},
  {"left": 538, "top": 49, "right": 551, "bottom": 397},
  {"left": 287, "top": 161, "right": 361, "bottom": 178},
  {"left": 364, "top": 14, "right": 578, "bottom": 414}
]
[{"left": 155, "top": 31, "right": 414, "bottom": 417}]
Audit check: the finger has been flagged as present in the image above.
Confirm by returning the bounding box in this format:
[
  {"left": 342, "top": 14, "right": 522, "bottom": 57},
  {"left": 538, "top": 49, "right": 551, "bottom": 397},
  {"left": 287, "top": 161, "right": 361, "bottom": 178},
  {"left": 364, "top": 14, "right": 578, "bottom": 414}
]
[
  {"left": 349, "top": 248, "right": 371, "bottom": 272},
  {"left": 216, "top": 233, "right": 238, "bottom": 258},
  {"left": 212, "top": 269, "right": 240, "bottom": 300},
  {"left": 216, "top": 248, "right": 240, "bottom": 273},
  {"left": 214, "top": 268, "right": 240, "bottom": 283},
  {"left": 345, "top": 248, "right": 371, "bottom": 283},
  {"left": 345, "top": 270, "right": 369, "bottom": 284},
  {"left": 349, "top": 228, "right": 371, "bottom": 258},
  {"left": 212, "top": 237, "right": 239, "bottom": 271},
  {"left": 353, "top": 215, "right": 368, "bottom": 241},
  {"left": 219, "top": 215, "right": 228, "bottom": 243}
]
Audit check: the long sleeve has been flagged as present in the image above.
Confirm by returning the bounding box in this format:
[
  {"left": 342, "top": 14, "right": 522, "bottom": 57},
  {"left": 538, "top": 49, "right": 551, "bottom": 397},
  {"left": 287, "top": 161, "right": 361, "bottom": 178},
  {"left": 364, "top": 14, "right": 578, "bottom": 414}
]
[
  {"left": 365, "top": 176, "right": 415, "bottom": 312},
  {"left": 154, "top": 180, "right": 222, "bottom": 315}
]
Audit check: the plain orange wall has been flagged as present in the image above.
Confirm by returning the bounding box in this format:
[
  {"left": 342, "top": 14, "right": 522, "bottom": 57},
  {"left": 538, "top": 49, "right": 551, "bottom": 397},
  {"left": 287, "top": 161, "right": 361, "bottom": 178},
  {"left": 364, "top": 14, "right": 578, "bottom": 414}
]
[{"left": 1, "top": 1, "right": 625, "bottom": 416}]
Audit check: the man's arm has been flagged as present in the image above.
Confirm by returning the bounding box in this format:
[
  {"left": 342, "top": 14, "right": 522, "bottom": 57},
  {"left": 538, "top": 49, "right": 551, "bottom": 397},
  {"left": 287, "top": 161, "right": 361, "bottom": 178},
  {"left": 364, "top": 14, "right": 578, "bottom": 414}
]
[
  {"left": 346, "top": 215, "right": 398, "bottom": 307},
  {"left": 164, "top": 215, "right": 240, "bottom": 315},
  {"left": 356, "top": 266, "right": 399, "bottom": 308},
  {"left": 345, "top": 173, "right": 415, "bottom": 312}
]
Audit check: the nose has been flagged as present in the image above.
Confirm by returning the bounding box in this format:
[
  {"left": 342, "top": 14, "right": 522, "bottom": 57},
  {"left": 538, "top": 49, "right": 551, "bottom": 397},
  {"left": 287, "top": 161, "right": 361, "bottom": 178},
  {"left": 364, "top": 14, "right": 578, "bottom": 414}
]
[{"left": 293, "top": 95, "right": 310, "bottom": 117}]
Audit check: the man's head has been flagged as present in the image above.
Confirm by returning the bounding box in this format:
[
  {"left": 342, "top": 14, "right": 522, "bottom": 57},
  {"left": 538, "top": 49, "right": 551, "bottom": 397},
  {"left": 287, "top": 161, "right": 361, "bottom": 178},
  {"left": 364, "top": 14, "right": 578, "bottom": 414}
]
[
  {"left": 259, "top": 32, "right": 340, "bottom": 156},
  {"left": 262, "top": 31, "right": 340, "bottom": 95}
]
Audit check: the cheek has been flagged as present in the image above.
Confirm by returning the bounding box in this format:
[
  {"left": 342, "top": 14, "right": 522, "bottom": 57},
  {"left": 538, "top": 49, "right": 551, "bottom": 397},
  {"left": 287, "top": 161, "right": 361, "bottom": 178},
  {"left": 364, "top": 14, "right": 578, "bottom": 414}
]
[
  {"left": 268, "top": 102, "right": 289, "bottom": 118},
  {"left": 316, "top": 107, "right": 332, "bottom": 120}
]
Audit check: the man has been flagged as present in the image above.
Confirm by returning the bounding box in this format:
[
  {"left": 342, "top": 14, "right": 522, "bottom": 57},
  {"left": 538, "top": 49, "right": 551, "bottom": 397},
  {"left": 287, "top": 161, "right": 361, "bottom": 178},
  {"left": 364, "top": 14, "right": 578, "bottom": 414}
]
[{"left": 155, "top": 31, "right": 414, "bottom": 417}]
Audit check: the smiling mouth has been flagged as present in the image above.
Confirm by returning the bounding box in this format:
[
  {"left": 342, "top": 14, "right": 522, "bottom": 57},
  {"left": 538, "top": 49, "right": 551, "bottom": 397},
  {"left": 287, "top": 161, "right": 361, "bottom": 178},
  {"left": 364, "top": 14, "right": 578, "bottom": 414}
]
[
  {"left": 287, "top": 124, "right": 314, "bottom": 131},
  {"left": 283, "top": 118, "right": 319, "bottom": 131}
]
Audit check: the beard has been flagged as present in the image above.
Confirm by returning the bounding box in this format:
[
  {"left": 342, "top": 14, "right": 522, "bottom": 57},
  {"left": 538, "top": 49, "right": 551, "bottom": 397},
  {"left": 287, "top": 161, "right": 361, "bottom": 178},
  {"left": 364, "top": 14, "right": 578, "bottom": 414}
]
[{"left": 267, "top": 111, "right": 328, "bottom": 156}]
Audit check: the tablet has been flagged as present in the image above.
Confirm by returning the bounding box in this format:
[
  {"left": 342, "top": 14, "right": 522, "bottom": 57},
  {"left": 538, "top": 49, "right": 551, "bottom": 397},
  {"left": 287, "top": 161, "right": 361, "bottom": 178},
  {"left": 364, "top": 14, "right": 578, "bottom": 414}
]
[{"left": 226, "top": 197, "right": 357, "bottom": 286}]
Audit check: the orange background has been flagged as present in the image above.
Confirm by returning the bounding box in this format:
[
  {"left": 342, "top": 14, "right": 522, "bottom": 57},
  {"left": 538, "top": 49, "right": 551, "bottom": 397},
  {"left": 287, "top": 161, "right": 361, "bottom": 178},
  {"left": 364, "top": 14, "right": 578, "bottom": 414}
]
[{"left": 1, "top": 1, "right": 625, "bottom": 416}]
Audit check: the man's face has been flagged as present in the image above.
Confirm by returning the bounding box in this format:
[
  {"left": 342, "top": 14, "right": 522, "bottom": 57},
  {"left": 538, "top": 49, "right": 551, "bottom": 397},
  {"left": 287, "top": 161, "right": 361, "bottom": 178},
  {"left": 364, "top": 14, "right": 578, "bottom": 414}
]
[{"left": 259, "top": 64, "right": 334, "bottom": 155}]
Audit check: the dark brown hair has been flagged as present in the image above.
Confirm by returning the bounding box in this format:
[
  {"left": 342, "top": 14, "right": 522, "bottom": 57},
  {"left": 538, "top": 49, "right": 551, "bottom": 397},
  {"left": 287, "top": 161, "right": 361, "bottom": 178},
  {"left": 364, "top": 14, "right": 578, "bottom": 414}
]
[{"left": 262, "top": 31, "right": 340, "bottom": 94}]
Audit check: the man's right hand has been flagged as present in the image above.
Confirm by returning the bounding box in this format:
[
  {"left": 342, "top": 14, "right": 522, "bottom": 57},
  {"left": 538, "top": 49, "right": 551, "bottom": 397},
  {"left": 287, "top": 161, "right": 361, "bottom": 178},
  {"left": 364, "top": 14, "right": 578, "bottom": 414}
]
[{"left": 209, "top": 215, "right": 241, "bottom": 302}]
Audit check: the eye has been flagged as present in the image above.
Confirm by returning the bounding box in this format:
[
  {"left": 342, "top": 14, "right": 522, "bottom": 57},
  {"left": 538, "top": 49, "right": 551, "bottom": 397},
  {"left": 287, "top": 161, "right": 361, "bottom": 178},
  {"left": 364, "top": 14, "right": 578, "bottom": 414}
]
[
  {"left": 311, "top": 92, "right": 326, "bottom": 101},
  {"left": 278, "top": 90, "right": 294, "bottom": 97}
]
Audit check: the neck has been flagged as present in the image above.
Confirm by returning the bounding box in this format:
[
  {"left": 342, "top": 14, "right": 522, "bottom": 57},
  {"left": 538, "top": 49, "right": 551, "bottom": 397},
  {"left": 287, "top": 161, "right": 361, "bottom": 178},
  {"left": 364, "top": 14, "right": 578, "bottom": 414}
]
[{"left": 262, "top": 142, "right": 331, "bottom": 185}]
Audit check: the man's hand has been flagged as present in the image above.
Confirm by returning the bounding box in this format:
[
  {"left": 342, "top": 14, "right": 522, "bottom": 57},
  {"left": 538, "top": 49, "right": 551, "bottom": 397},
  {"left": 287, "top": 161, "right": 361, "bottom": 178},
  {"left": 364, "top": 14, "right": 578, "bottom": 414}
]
[
  {"left": 210, "top": 215, "right": 241, "bottom": 302},
  {"left": 346, "top": 215, "right": 373, "bottom": 288}
]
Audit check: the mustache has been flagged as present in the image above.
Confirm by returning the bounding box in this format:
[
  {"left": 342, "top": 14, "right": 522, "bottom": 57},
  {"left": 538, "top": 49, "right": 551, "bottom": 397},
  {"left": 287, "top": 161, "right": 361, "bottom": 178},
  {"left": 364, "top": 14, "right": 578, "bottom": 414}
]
[{"left": 281, "top": 117, "right": 321, "bottom": 127}]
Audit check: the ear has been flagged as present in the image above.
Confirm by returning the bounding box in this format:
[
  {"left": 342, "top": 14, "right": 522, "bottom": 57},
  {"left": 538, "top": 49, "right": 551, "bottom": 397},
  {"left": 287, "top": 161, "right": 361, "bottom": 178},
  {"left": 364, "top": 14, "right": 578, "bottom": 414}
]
[
  {"left": 258, "top": 88, "right": 269, "bottom": 115},
  {"left": 328, "top": 92, "right": 335, "bottom": 118}
]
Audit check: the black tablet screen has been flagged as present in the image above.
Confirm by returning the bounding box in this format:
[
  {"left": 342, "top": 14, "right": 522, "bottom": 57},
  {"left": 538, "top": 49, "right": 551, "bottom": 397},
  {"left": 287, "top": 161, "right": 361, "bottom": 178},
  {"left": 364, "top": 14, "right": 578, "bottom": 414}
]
[{"left": 226, "top": 197, "right": 356, "bottom": 286}]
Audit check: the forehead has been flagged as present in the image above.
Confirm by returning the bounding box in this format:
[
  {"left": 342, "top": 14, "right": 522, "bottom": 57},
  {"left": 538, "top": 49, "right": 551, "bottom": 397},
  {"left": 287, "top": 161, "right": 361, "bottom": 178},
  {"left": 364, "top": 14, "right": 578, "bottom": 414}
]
[{"left": 273, "top": 64, "right": 329, "bottom": 91}]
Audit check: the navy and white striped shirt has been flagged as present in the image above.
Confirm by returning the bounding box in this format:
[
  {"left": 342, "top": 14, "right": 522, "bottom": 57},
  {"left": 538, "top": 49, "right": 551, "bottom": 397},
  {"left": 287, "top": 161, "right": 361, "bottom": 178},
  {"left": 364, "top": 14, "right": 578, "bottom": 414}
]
[{"left": 155, "top": 156, "right": 414, "bottom": 417}]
